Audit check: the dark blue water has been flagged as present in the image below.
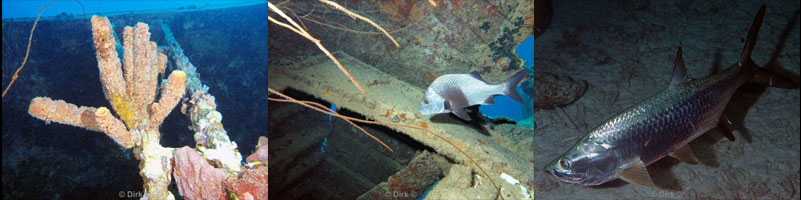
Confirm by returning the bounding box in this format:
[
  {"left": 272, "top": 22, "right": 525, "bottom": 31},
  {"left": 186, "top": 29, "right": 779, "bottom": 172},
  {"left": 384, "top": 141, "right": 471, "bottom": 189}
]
[{"left": 2, "top": 3, "right": 266, "bottom": 199}]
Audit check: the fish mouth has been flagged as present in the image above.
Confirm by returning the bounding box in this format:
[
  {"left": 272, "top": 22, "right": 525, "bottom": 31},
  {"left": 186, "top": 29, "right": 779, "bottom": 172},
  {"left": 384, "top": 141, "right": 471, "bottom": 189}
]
[
  {"left": 559, "top": 174, "right": 584, "bottom": 182},
  {"left": 551, "top": 172, "right": 583, "bottom": 182},
  {"left": 544, "top": 165, "right": 585, "bottom": 184}
]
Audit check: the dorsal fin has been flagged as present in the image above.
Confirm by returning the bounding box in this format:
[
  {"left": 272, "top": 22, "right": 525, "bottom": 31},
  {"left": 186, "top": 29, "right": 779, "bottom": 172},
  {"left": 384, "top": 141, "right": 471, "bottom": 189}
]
[
  {"left": 739, "top": 5, "right": 766, "bottom": 66},
  {"left": 467, "top": 71, "right": 488, "bottom": 83},
  {"left": 670, "top": 45, "right": 689, "bottom": 87}
]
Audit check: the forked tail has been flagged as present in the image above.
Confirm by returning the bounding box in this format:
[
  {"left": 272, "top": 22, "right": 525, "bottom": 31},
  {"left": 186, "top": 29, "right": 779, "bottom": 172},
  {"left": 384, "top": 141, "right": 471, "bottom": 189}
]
[{"left": 503, "top": 70, "right": 528, "bottom": 104}]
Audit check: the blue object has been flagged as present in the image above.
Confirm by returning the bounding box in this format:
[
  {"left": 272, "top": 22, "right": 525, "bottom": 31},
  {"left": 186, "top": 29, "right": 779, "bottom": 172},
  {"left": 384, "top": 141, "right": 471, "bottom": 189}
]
[
  {"left": 518, "top": 35, "right": 534, "bottom": 69},
  {"left": 417, "top": 180, "right": 439, "bottom": 200},
  {"left": 328, "top": 104, "right": 337, "bottom": 128},
  {"left": 478, "top": 34, "right": 535, "bottom": 123},
  {"left": 320, "top": 137, "right": 328, "bottom": 152},
  {"left": 478, "top": 86, "right": 532, "bottom": 122},
  {"left": 2, "top": 1, "right": 262, "bottom": 19}
]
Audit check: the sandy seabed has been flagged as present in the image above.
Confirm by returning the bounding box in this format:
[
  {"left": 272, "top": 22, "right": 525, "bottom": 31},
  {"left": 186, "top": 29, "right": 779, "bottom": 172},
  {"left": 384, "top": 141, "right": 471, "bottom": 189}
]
[{"left": 533, "top": 0, "right": 800, "bottom": 199}]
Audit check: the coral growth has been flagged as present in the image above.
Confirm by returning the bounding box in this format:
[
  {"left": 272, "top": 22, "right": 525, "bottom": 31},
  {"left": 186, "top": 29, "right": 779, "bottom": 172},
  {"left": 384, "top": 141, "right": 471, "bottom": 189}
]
[
  {"left": 25, "top": 15, "right": 264, "bottom": 199},
  {"left": 378, "top": 0, "right": 424, "bottom": 26},
  {"left": 245, "top": 136, "right": 268, "bottom": 163},
  {"left": 226, "top": 136, "right": 268, "bottom": 200},
  {"left": 224, "top": 166, "right": 268, "bottom": 200},
  {"left": 28, "top": 16, "right": 187, "bottom": 149},
  {"left": 171, "top": 141, "right": 267, "bottom": 200},
  {"left": 173, "top": 147, "right": 228, "bottom": 199}
]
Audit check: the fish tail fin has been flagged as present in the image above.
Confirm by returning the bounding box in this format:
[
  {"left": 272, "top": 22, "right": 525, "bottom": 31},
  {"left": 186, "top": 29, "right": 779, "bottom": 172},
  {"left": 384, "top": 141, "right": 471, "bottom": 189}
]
[
  {"left": 503, "top": 70, "right": 527, "bottom": 104},
  {"left": 740, "top": 5, "right": 800, "bottom": 89},
  {"left": 739, "top": 5, "right": 765, "bottom": 67}
]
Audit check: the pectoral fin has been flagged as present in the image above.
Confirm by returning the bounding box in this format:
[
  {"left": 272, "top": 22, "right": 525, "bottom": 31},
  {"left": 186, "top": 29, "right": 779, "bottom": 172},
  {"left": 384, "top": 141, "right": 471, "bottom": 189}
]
[
  {"left": 443, "top": 88, "right": 472, "bottom": 121},
  {"left": 452, "top": 107, "right": 472, "bottom": 121},
  {"left": 670, "top": 144, "right": 699, "bottom": 164},
  {"left": 619, "top": 160, "right": 657, "bottom": 188}
]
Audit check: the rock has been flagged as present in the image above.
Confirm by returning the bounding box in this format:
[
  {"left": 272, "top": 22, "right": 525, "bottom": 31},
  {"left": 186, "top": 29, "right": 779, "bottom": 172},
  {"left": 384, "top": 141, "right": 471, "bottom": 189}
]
[{"left": 532, "top": 72, "right": 587, "bottom": 109}]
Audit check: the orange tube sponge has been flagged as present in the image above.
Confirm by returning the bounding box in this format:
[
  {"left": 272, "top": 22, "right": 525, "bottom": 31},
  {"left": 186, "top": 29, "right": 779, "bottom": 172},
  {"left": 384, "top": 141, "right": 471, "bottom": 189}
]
[
  {"left": 90, "top": 16, "right": 127, "bottom": 114},
  {"left": 90, "top": 16, "right": 181, "bottom": 129},
  {"left": 130, "top": 23, "right": 157, "bottom": 118},
  {"left": 122, "top": 26, "right": 135, "bottom": 96},
  {"left": 28, "top": 97, "right": 102, "bottom": 132},
  {"left": 95, "top": 107, "right": 139, "bottom": 148},
  {"left": 150, "top": 70, "right": 187, "bottom": 129}
]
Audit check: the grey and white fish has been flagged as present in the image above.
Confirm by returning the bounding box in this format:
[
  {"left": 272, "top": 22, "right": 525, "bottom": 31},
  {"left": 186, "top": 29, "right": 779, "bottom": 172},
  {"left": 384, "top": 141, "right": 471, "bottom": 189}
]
[
  {"left": 419, "top": 70, "right": 527, "bottom": 121},
  {"left": 544, "top": 5, "right": 799, "bottom": 188}
]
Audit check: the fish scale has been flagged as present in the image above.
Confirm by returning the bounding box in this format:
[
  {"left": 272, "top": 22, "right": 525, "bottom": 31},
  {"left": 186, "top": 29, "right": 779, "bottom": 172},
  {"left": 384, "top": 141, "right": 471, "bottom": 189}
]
[
  {"left": 434, "top": 74, "right": 502, "bottom": 105},
  {"left": 419, "top": 70, "right": 526, "bottom": 121},
  {"left": 545, "top": 5, "right": 800, "bottom": 187},
  {"left": 598, "top": 66, "right": 748, "bottom": 167},
  {"left": 547, "top": 53, "right": 753, "bottom": 186}
]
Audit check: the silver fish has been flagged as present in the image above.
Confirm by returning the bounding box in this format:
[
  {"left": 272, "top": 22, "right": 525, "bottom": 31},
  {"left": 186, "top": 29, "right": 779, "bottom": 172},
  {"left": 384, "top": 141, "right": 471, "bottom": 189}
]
[
  {"left": 419, "top": 70, "right": 526, "bottom": 121},
  {"left": 544, "top": 5, "right": 799, "bottom": 188}
]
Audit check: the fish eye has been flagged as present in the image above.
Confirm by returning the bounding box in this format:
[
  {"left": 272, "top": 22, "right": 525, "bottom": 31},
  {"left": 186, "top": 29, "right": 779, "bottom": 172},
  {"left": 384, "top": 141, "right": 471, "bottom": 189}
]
[
  {"left": 559, "top": 159, "right": 571, "bottom": 169},
  {"left": 424, "top": 97, "right": 430, "bottom": 104}
]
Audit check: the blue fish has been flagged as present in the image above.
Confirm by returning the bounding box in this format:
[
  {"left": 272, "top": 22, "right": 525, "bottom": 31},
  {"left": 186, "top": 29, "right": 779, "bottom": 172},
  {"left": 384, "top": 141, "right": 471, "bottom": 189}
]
[
  {"left": 328, "top": 104, "right": 337, "bottom": 128},
  {"left": 320, "top": 137, "right": 328, "bottom": 152}
]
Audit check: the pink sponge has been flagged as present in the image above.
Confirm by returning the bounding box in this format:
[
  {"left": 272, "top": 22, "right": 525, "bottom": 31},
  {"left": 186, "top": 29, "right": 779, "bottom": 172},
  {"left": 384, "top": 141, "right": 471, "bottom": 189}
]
[
  {"left": 229, "top": 136, "right": 268, "bottom": 200},
  {"left": 246, "top": 136, "right": 268, "bottom": 163},
  {"left": 173, "top": 146, "right": 227, "bottom": 200}
]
